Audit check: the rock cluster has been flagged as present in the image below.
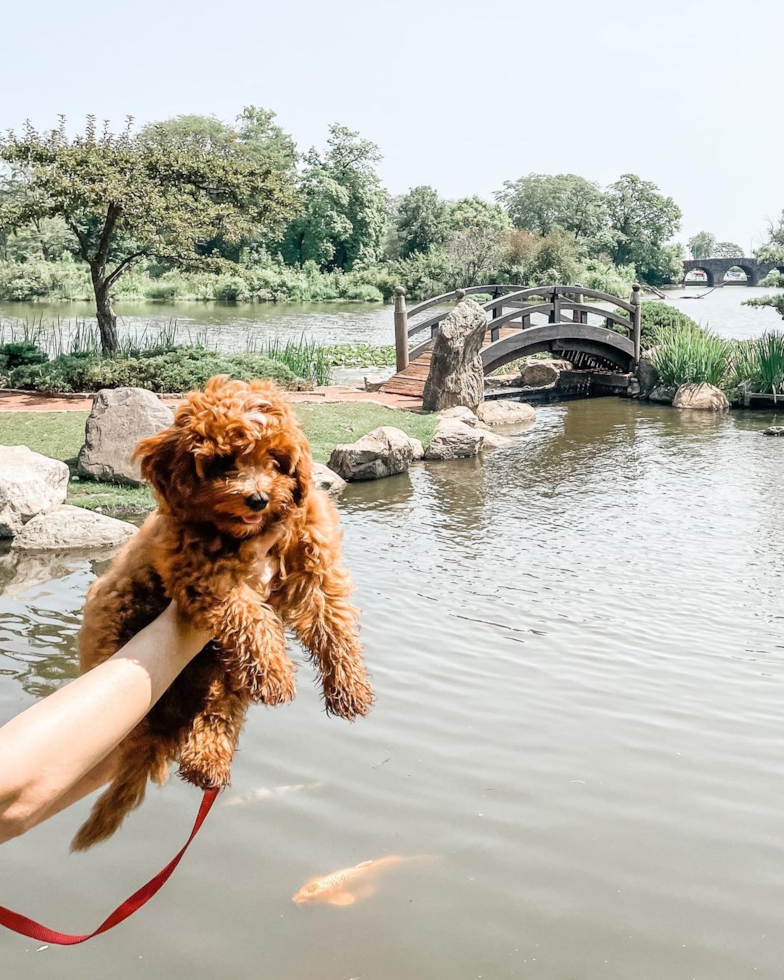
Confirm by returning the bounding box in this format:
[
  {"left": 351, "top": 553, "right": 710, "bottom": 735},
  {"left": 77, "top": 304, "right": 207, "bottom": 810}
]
[
  {"left": 0, "top": 445, "right": 136, "bottom": 550},
  {"left": 0, "top": 445, "right": 69, "bottom": 538}
]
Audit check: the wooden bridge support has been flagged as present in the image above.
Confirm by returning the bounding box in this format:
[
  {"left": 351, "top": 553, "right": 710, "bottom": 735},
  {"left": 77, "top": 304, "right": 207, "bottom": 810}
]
[
  {"left": 394, "top": 287, "right": 409, "bottom": 373},
  {"left": 630, "top": 282, "right": 642, "bottom": 366}
]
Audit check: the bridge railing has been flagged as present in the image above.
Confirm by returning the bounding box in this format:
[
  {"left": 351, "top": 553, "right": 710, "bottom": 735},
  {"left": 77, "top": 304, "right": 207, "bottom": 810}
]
[{"left": 393, "top": 283, "right": 642, "bottom": 371}]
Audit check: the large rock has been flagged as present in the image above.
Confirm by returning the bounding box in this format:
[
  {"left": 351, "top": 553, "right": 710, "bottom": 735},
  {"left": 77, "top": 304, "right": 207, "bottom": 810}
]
[
  {"left": 648, "top": 385, "right": 678, "bottom": 404},
  {"left": 424, "top": 420, "right": 485, "bottom": 460},
  {"left": 480, "top": 429, "right": 513, "bottom": 451},
  {"left": 311, "top": 462, "right": 347, "bottom": 496},
  {"left": 78, "top": 388, "right": 174, "bottom": 486},
  {"left": 422, "top": 298, "right": 488, "bottom": 413},
  {"left": 484, "top": 374, "right": 518, "bottom": 389},
  {"left": 636, "top": 349, "right": 660, "bottom": 396},
  {"left": 0, "top": 446, "right": 69, "bottom": 538},
  {"left": 673, "top": 382, "right": 729, "bottom": 411},
  {"left": 11, "top": 505, "right": 137, "bottom": 551},
  {"left": 763, "top": 426, "right": 784, "bottom": 437},
  {"left": 476, "top": 401, "right": 536, "bottom": 427},
  {"left": 438, "top": 405, "right": 480, "bottom": 427},
  {"left": 328, "top": 426, "right": 420, "bottom": 481},
  {"left": 520, "top": 358, "right": 573, "bottom": 388}
]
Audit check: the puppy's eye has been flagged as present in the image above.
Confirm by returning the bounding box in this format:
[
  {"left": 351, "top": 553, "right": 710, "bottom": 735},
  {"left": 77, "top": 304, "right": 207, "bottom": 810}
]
[
  {"left": 269, "top": 451, "right": 292, "bottom": 474},
  {"left": 208, "top": 456, "right": 235, "bottom": 478}
]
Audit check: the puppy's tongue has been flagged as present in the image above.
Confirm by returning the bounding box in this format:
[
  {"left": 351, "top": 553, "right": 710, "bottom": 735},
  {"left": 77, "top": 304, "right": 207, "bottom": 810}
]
[{"left": 242, "top": 515, "right": 265, "bottom": 525}]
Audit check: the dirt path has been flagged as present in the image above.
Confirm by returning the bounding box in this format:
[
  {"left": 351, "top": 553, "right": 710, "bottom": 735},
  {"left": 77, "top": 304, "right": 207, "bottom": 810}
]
[{"left": 0, "top": 387, "right": 423, "bottom": 413}]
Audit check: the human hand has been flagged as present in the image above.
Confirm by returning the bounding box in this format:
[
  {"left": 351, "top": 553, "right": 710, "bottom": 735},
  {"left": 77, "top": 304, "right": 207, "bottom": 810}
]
[{"left": 251, "top": 526, "right": 284, "bottom": 598}]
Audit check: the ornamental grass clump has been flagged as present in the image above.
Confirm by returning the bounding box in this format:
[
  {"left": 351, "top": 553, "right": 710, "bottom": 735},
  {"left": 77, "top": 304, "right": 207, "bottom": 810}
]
[
  {"left": 728, "top": 332, "right": 784, "bottom": 395},
  {"left": 651, "top": 323, "right": 732, "bottom": 388}
]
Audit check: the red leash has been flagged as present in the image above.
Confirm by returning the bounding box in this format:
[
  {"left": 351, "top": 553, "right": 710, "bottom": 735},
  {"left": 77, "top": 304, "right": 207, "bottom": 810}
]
[{"left": 0, "top": 788, "right": 218, "bottom": 945}]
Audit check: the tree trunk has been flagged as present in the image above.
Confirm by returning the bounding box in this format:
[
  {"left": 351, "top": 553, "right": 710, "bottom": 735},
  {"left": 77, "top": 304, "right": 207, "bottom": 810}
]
[{"left": 91, "top": 267, "right": 118, "bottom": 354}]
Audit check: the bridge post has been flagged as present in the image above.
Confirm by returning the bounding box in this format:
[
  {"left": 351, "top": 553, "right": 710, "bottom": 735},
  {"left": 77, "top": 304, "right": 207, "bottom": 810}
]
[
  {"left": 573, "top": 283, "right": 585, "bottom": 324},
  {"left": 630, "top": 282, "right": 642, "bottom": 367},
  {"left": 394, "top": 286, "right": 409, "bottom": 373}
]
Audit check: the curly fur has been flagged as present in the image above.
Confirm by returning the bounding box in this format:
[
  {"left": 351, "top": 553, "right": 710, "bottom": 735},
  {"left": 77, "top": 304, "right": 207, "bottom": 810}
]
[{"left": 72, "top": 375, "right": 373, "bottom": 851}]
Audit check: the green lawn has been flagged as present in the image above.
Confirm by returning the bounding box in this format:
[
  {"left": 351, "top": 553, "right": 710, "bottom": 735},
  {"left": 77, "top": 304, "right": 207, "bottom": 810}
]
[{"left": 0, "top": 403, "right": 436, "bottom": 515}]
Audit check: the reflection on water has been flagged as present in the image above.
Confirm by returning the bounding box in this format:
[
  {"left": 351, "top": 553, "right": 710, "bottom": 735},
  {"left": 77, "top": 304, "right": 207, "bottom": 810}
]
[{"left": 1, "top": 399, "right": 784, "bottom": 979}]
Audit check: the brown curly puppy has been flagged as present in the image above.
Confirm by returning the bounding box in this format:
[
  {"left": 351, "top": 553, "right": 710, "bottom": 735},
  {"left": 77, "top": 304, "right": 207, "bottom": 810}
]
[{"left": 72, "top": 375, "right": 373, "bottom": 851}]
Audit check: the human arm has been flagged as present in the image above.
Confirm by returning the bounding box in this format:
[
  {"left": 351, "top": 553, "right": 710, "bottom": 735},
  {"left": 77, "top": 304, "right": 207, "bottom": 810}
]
[
  {"left": 0, "top": 534, "right": 281, "bottom": 843},
  {"left": 0, "top": 603, "right": 211, "bottom": 843}
]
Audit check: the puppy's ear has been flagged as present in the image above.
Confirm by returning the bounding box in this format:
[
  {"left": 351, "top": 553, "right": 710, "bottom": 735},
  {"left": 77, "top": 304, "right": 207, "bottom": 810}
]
[
  {"left": 132, "top": 426, "right": 187, "bottom": 504},
  {"left": 291, "top": 437, "right": 313, "bottom": 507}
]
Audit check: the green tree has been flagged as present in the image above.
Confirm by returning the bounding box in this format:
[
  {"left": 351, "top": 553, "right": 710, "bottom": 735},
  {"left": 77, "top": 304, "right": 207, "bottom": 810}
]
[
  {"left": 606, "top": 174, "right": 682, "bottom": 284},
  {"left": 280, "top": 125, "right": 387, "bottom": 271},
  {"left": 395, "top": 185, "right": 451, "bottom": 257},
  {"left": 715, "top": 241, "right": 743, "bottom": 258},
  {"left": 445, "top": 198, "right": 511, "bottom": 286},
  {"left": 449, "top": 196, "right": 510, "bottom": 232},
  {"left": 140, "top": 107, "right": 298, "bottom": 176},
  {"left": 0, "top": 117, "right": 298, "bottom": 352},
  {"left": 687, "top": 230, "right": 717, "bottom": 259},
  {"left": 140, "top": 107, "right": 299, "bottom": 263},
  {"left": 501, "top": 227, "right": 582, "bottom": 286},
  {"left": 496, "top": 173, "right": 607, "bottom": 245}
]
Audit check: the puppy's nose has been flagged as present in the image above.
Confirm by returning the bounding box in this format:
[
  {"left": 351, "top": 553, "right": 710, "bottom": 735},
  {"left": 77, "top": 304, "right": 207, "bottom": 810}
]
[{"left": 245, "top": 492, "right": 269, "bottom": 512}]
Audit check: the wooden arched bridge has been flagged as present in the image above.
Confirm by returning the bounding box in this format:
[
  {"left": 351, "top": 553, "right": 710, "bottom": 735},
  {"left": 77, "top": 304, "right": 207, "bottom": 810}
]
[{"left": 382, "top": 283, "right": 642, "bottom": 399}]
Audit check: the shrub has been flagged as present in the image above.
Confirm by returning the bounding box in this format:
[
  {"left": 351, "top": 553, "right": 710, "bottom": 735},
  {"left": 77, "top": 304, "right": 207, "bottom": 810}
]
[
  {"left": 651, "top": 324, "right": 731, "bottom": 388},
  {"left": 728, "top": 332, "right": 784, "bottom": 394},
  {"left": 0, "top": 259, "right": 91, "bottom": 301},
  {"left": 639, "top": 302, "right": 702, "bottom": 350},
  {"left": 144, "top": 281, "right": 183, "bottom": 301},
  {"left": 7, "top": 346, "right": 297, "bottom": 394},
  {"left": 0, "top": 341, "right": 48, "bottom": 370},
  {"left": 758, "top": 270, "right": 784, "bottom": 288}
]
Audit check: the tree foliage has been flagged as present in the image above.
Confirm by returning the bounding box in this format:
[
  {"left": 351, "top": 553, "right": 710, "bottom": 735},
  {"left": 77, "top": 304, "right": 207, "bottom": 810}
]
[
  {"left": 715, "top": 241, "right": 743, "bottom": 258},
  {"left": 687, "top": 230, "right": 717, "bottom": 259},
  {"left": 279, "top": 125, "right": 387, "bottom": 271},
  {"left": 605, "top": 174, "right": 682, "bottom": 284},
  {"left": 497, "top": 173, "right": 607, "bottom": 244},
  {"left": 0, "top": 116, "right": 299, "bottom": 351},
  {"left": 394, "top": 185, "right": 451, "bottom": 258},
  {"left": 140, "top": 106, "right": 298, "bottom": 178}
]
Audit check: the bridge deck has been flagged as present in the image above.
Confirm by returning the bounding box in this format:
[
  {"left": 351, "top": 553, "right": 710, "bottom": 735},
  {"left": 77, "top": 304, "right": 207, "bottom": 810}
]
[{"left": 382, "top": 325, "right": 521, "bottom": 398}]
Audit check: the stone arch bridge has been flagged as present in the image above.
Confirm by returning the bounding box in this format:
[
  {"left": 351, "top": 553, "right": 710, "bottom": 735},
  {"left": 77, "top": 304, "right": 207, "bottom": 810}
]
[{"left": 682, "top": 256, "right": 783, "bottom": 286}]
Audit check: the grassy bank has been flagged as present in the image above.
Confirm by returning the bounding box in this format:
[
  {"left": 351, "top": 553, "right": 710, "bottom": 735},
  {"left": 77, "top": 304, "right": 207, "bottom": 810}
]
[
  {"left": 0, "top": 328, "right": 397, "bottom": 394},
  {"left": 0, "top": 404, "right": 436, "bottom": 515}
]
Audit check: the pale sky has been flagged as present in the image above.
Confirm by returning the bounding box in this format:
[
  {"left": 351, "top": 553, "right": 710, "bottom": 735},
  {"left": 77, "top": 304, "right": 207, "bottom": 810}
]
[{"left": 2, "top": 0, "right": 781, "bottom": 253}]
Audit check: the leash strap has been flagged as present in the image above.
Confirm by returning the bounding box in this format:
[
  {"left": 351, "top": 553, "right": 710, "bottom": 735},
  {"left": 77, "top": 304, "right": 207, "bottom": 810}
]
[{"left": 0, "top": 787, "right": 219, "bottom": 945}]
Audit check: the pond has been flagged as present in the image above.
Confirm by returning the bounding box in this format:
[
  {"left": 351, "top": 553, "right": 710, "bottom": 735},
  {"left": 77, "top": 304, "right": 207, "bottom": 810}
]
[
  {"left": 1, "top": 283, "right": 783, "bottom": 354},
  {"left": 1, "top": 398, "right": 783, "bottom": 978}
]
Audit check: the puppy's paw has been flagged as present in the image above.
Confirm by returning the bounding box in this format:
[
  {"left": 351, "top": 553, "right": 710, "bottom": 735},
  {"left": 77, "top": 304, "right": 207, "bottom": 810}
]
[
  {"left": 178, "top": 753, "right": 233, "bottom": 790},
  {"left": 255, "top": 663, "right": 297, "bottom": 706},
  {"left": 323, "top": 676, "right": 374, "bottom": 721}
]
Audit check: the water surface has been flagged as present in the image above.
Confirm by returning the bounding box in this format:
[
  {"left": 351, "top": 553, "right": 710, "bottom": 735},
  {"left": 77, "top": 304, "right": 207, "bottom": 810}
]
[
  {"left": 1, "top": 283, "right": 783, "bottom": 353},
  {"left": 1, "top": 399, "right": 783, "bottom": 978}
]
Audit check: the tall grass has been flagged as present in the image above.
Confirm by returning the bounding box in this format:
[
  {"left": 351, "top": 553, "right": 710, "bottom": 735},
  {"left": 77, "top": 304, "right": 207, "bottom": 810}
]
[
  {"left": 728, "top": 332, "right": 784, "bottom": 395},
  {"left": 247, "top": 334, "right": 332, "bottom": 386},
  {"left": 651, "top": 323, "right": 732, "bottom": 388}
]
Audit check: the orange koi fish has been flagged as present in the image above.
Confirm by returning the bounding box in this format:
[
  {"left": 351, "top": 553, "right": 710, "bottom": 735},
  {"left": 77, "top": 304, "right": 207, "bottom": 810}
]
[{"left": 292, "top": 855, "right": 428, "bottom": 907}]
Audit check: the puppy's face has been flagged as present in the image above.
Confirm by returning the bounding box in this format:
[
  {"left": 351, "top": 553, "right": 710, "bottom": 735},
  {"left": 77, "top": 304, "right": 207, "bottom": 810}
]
[{"left": 133, "top": 376, "right": 311, "bottom": 537}]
